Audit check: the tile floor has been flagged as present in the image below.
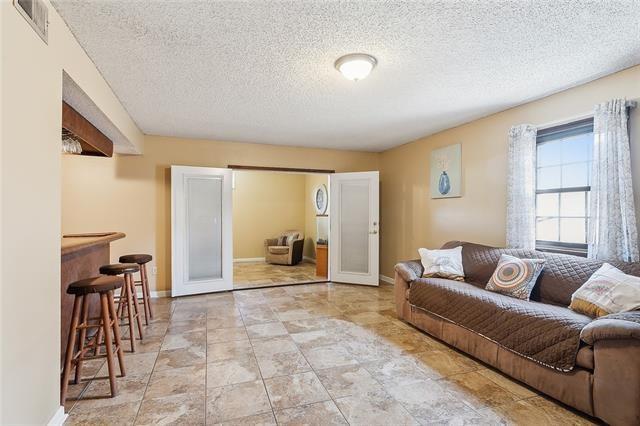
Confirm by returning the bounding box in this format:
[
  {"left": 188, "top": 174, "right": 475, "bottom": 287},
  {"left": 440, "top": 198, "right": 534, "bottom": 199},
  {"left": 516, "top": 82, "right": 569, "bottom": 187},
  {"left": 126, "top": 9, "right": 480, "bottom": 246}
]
[
  {"left": 65, "top": 282, "right": 596, "bottom": 425},
  {"left": 233, "top": 261, "right": 325, "bottom": 290}
]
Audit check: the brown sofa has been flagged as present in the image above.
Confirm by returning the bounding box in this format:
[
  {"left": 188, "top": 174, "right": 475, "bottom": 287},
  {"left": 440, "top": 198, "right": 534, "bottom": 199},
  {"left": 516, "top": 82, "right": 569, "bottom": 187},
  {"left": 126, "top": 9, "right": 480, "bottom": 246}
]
[{"left": 395, "top": 241, "right": 640, "bottom": 426}]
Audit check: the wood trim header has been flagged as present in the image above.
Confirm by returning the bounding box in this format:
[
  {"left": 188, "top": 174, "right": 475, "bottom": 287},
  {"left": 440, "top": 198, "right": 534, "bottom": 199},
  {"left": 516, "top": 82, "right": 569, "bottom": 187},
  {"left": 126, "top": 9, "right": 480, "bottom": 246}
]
[
  {"left": 227, "top": 165, "right": 334, "bottom": 174},
  {"left": 62, "top": 102, "right": 114, "bottom": 157}
]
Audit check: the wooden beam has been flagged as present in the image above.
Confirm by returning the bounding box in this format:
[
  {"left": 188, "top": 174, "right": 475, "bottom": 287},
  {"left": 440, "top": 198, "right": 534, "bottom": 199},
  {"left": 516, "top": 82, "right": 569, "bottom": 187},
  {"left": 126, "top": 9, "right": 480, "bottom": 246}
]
[
  {"left": 62, "top": 102, "right": 113, "bottom": 157},
  {"left": 227, "top": 165, "right": 334, "bottom": 174}
]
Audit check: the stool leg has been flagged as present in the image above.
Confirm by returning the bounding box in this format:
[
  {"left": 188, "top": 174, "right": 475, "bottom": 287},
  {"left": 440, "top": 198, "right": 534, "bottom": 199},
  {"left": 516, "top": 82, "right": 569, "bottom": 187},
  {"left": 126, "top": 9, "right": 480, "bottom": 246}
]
[
  {"left": 100, "top": 293, "right": 118, "bottom": 397},
  {"left": 107, "top": 291, "right": 126, "bottom": 377},
  {"left": 138, "top": 268, "right": 150, "bottom": 325},
  {"left": 142, "top": 263, "right": 153, "bottom": 319},
  {"left": 93, "top": 323, "right": 103, "bottom": 357},
  {"left": 61, "top": 295, "right": 82, "bottom": 404},
  {"left": 74, "top": 295, "right": 90, "bottom": 384},
  {"left": 123, "top": 274, "right": 136, "bottom": 352},
  {"left": 128, "top": 273, "right": 145, "bottom": 340}
]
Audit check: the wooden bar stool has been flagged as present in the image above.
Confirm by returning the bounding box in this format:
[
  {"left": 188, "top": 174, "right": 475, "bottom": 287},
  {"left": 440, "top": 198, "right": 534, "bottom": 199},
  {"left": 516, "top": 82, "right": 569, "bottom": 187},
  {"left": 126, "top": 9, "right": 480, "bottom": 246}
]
[
  {"left": 119, "top": 254, "right": 153, "bottom": 325},
  {"left": 61, "top": 276, "right": 126, "bottom": 404},
  {"left": 99, "top": 263, "right": 144, "bottom": 352}
]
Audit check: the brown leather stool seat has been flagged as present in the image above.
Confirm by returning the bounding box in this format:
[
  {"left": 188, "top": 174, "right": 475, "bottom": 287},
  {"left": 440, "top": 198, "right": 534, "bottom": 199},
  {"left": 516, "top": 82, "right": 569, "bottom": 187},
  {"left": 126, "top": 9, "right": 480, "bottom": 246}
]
[
  {"left": 119, "top": 254, "right": 152, "bottom": 264},
  {"left": 100, "top": 263, "right": 140, "bottom": 275},
  {"left": 67, "top": 276, "right": 123, "bottom": 295}
]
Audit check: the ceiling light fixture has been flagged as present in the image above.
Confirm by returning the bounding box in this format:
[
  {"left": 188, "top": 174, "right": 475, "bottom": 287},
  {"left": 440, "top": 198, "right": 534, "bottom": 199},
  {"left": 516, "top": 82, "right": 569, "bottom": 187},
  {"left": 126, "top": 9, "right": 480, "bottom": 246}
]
[{"left": 334, "top": 53, "right": 377, "bottom": 81}]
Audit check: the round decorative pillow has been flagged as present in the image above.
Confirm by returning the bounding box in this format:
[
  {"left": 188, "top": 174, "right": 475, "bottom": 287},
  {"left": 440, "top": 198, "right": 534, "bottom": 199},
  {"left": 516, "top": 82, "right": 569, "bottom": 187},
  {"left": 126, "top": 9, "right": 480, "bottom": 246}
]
[{"left": 486, "top": 254, "right": 546, "bottom": 300}]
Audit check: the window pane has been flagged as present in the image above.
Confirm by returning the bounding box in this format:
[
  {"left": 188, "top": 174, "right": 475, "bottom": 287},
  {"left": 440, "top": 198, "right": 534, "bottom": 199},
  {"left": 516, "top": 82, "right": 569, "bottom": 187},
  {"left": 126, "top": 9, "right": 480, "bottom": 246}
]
[
  {"left": 536, "top": 217, "right": 559, "bottom": 241},
  {"left": 536, "top": 193, "right": 559, "bottom": 217},
  {"left": 560, "top": 133, "right": 593, "bottom": 163},
  {"left": 537, "top": 166, "right": 561, "bottom": 190},
  {"left": 560, "top": 192, "right": 586, "bottom": 217},
  {"left": 560, "top": 218, "right": 587, "bottom": 243},
  {"left": 561, "top": 162, "right": 590, "bottom": 188},
  {"left": 537, "top": 141, "right": 563, "bottom": 167}
]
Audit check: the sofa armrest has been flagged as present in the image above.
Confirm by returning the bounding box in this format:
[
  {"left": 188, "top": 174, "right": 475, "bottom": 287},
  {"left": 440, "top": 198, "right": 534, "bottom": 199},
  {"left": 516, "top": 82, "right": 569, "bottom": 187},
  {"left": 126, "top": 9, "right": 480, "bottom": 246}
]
[
  {"left": 580, "top": 311, "right": 640, "bottom": 345},
  {"left": 290, "top": 239, "right": 304, "bottom": 265},
  {"left": 394, "top": 260, "right": 423, "bottom": 283}
]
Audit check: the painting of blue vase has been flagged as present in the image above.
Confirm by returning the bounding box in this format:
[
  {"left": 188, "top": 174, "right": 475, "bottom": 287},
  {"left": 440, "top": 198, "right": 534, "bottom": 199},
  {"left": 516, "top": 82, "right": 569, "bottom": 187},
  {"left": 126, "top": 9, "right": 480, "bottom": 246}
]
[
  {"left": 430, "top": 143, "right": 461, "bottom": 199},
  {"left": 438, "top": 171, "right": 451, "bottom": 195}
]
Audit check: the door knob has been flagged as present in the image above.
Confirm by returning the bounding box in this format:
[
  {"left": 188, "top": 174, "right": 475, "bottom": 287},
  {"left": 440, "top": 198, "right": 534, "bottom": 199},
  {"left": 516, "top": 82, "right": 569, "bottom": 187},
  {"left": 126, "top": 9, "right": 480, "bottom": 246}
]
[{"left": 369, "top": 230, "right": 378, "bottom": 235}]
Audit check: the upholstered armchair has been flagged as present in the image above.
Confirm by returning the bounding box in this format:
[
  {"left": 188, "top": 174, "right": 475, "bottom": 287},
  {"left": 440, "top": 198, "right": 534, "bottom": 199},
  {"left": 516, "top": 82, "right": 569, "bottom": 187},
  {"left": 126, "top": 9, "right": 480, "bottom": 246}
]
[{"left": 264, "top": 230, "right": 305, "bottom": 266}]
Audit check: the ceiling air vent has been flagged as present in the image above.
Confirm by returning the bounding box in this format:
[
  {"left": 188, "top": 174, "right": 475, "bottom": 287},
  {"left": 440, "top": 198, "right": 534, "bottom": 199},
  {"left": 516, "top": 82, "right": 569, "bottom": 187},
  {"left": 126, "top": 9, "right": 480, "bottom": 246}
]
[{"left": 14, "top": 0, "right": 48, "bottom": 44}]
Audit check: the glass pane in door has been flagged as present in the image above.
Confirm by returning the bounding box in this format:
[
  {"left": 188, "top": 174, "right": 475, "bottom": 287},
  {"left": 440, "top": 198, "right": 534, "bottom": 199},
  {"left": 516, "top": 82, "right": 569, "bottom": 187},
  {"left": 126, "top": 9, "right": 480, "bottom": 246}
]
[
  {"left": 186, "top": 176, "right": 223, "bottom": 281},
  {"left": 339, "top": 179, "right": 369, "bottom": 274}
]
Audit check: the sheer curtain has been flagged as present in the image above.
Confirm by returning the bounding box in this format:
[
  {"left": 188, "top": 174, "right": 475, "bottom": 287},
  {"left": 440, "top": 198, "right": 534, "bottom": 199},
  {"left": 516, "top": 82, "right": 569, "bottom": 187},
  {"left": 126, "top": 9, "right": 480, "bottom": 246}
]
[
  {"left": 588, "top": 99, "right": 639, "bottom": 262},
  {"left": 506, "top": 124, "right": 537, "bottom": 249}
]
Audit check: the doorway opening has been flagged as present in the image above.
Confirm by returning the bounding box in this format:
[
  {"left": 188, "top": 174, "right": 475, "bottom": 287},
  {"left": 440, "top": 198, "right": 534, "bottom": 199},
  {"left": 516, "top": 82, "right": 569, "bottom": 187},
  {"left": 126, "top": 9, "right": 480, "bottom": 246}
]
[{"left": 232, "top": 169, "right": 330, "bottom": 290}]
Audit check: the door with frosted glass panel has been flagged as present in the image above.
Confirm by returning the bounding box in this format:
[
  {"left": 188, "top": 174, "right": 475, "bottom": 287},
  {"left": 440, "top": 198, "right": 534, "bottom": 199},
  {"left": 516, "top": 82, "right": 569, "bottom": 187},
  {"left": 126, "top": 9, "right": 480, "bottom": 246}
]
[
  {"left": 330, "top": 171, "right": 379, "bottom": 286},
  {"left": 171, "top": 166, "right": 233, "bottom": 296}
]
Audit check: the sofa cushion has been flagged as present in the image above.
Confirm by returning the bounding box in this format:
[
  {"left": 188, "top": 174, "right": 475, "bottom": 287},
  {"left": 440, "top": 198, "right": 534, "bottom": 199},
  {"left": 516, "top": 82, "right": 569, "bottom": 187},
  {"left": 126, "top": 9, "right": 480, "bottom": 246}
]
[
  {"left": 441, "top": 241, "right": 640, "bottom": 307},
  {"left": 268, "top": 246, "right": 289, "bottom": 255},
  {"left": 486, "top": 254, "right": 546, "bottom": 300},
  {"left": 408, "top": 277, "right": 593, "bottom": 371}
]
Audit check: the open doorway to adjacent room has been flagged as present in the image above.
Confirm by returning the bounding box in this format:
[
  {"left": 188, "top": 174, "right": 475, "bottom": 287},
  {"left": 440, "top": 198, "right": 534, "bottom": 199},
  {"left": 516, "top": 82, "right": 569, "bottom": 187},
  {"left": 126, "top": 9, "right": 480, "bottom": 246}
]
[{"left": 231, "top": 169, "right": 330, "bottom": 289}]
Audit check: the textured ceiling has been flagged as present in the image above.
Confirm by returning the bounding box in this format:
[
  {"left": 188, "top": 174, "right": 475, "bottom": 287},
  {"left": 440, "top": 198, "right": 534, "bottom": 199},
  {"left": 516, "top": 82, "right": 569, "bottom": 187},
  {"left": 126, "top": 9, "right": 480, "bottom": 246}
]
[{"left": 53, "top": 1, "right": 640, "bottom": 152}]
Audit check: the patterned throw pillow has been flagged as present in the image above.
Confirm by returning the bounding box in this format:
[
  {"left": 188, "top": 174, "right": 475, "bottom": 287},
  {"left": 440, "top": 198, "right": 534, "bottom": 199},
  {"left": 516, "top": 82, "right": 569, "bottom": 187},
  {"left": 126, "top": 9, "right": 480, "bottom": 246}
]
[
  {"left": 486, "top": 254, "right": 545, "bottom": 300},
  {"left": 418, "top": 246, "right": 465, "bottom": 281},
  {"left": 277, "top": 235, "right": 288, "bottom": 246},
  {"left": 570, "top": 263, "right": 640, "bottom": 317}
]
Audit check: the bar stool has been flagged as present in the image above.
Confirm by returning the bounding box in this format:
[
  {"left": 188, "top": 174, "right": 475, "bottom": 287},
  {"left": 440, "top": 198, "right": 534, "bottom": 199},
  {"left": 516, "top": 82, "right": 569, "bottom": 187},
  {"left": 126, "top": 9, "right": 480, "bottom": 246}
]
[
  {"left": 61, "top": 276, "right": 126, "bottom": 404},
  {"left": 99, "top": 263, "right": 144, "bottom": 352},
  {"left": 119, "top": 254, "right": 153, "bottom": 325}
]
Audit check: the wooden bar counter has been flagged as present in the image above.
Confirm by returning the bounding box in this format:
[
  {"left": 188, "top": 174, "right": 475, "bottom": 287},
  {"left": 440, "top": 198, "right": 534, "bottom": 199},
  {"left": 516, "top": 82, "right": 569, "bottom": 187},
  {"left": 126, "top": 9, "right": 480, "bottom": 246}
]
[{"left": 61, "top": 232, "right": 125, "bottom": 364}]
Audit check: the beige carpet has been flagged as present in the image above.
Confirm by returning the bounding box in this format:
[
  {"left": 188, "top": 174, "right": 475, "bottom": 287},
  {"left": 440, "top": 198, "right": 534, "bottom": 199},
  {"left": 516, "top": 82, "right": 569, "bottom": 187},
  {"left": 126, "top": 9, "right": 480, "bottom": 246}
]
[{"left": 234, "top": 260, "right": 325, "bottom": 289}]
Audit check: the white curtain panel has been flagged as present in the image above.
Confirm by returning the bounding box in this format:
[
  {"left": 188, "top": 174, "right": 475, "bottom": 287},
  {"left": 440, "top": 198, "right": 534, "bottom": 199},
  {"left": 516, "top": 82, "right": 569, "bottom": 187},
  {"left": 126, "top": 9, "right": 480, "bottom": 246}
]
[
  {"left": 506, "top": 124, "right": 537, "bottom": 249},
  {"left": 589, "top": 99, "right": 639, "bottom": 262}
]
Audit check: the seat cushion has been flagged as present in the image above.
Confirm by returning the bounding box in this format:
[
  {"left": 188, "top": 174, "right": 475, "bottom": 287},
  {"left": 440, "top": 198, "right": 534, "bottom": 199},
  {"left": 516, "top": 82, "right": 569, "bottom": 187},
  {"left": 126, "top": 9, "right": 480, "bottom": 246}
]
[
  {"left": 268, "top": 246, "right": 290, "bottom": 255},
  {"left": 119, "top": 253, "right": 152, "bottom": 264},
  {"left": 99, "top": 263, "right": 140, "bottom": 275},
  {"left": 409, "top": 277, "right": 593, "bottom": 371},
  {"left": 576, "top": 345, "right": 594, "bottom": 370},
  {"left": 67, "top": 275, "right": 124, "bottom": 295}
]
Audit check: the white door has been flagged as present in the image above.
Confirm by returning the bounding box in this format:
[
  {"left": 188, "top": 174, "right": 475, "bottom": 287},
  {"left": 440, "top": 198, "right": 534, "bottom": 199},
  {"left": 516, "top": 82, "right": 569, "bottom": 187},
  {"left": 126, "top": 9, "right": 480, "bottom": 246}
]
[
  {"left": 171, "top": 166, "right": 233, "bottom": 296},
  {"left": 330, "top": 171, "right": 379, "bottom": 286}
]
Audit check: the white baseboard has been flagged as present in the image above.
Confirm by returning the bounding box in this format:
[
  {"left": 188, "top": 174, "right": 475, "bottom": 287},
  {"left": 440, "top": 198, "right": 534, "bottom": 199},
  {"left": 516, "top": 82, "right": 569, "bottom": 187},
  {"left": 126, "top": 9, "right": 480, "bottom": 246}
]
[
  {"left": 150, "top": 290, "right": 170, "bottom": 298},
  {"left": 233, "top": 257, "right": 265, "bottom": 263},
  {"left": 379, "top": 274, "right": 394, "bottom": 285},
  {"left": 47, "top": 406, "right": 67, "bottom": 426}
]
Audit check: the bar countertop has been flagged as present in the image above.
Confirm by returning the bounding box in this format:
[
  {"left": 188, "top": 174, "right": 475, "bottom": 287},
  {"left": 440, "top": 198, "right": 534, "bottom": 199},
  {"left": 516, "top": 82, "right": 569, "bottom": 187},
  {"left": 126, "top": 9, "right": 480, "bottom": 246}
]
[{"left": 61, "top": 232, "right": 126, "bottom": 255}]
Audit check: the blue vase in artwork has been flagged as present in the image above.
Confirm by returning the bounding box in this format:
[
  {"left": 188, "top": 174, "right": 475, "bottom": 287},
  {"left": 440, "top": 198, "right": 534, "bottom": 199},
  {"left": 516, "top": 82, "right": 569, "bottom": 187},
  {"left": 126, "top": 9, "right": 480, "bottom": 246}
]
[{"left": 438, "top": 171, "right": 451, "bottom": 195}]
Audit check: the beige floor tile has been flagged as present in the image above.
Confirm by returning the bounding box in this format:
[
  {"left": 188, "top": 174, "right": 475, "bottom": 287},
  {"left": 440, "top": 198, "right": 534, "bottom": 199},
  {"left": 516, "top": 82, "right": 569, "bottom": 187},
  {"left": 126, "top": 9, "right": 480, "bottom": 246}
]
[
  {"left": 97, "top": 352, "right": 157, "bottom": 378},
  {"left": 240, "top": 309, "right": 280, "bottom": 325},
  {"left": 334, "top": 389, "right": 419, "bottom": 426},
  {"left": 264, "top": 371, "right": 331, "bottom": 410},
  {"left": 251, "top": 336, "right": 298, "bottom": 357},
  {"left": 274, "top": 400, "right": 348, "bottom": 425},
  {"left": 207, "top": 356, "right": 262, "bottom": 387},
  {"left": 290, "top": 329, "right": 344, "bottom": 349},
  {"left": 301, "top": 344, "right": 359, "bottom": 370},
  {"left": 135, "top": 391, "right": 205, "bottom": 425},
  {"left": 478, "top": 396, "right": 597, "bottom": 425},
  {"left": 246, "top": 321, "right": 289, "bottom": 340},
  {"left": 206, "top": 380, "right": 272, "bottom": 423},
  {"left": 412, "top": 349, "right": 482, "bottom": 378},
  {"left": 208, "top": 326, "right": 250, "bottom": 343},
  {"left": 161, "top": 330, "right": 206, "bottom": 351},
  {"left": 208, "top": 339, "right": 255, "bottom": 362},
  {"left": 145, "top": 364, "right": 206, "bottom": 399},
  {"left": 208, "top": 315, "right": 245, "bottom": 329},
  {"left": 154, "top": 344, "right": 206, "bottom": 371},
  {"left": 363, "top": 356, "right": 434, "bottom": 387},
  {"left": 142, "top": 321, "right": 169, "bottom": 338},
  {"left": 315, "top": 364, "right": 384, "bottom": 399},
  {"left": 166, "top": 319, "right": 206, "bottom": 335},
  {"left": 73, "top": 374, "right": 149, "bottom": 409},
  {"left": 385, "top": 379, "right": 476, "bottom": 422},
  {"left": 440, "top": 371, "right": 523, "bottom": 410},
  {"left": 213, "top": 411, "right": 277, "bottom": 425},
  {"left": 255, "top": 349, "right": 312, "bottom": 379},
  {"left": 66, "top": 401, "right": 140, "bottom": 425},
  {"left": 129, "top": 336, "right": 163, "bottom": 353},
  {"left": 476, "top": 368, "right": 538, "bottom": 399}
]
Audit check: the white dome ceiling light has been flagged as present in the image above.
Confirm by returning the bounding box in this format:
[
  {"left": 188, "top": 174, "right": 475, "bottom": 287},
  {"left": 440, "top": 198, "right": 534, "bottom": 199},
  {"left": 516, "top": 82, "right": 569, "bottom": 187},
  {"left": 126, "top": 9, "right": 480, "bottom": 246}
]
[{"left": 334, "top": 53, "right": 377, "bottom": 81}]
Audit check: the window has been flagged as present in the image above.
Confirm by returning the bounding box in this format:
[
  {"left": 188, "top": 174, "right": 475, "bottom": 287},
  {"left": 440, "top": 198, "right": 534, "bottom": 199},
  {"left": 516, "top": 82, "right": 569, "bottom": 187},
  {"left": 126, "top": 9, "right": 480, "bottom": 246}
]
[{"left": 535, "top": 118, "right": 593, "bottom": 254}]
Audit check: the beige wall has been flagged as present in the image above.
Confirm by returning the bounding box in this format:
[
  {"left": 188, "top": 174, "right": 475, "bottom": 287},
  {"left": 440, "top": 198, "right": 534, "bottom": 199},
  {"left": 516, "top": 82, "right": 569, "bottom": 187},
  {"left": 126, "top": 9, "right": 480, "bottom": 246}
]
[
  {"left": 1, "top": 1, "right": 143, "bottom": 423},
  {"left": 379, "top": 65, "right": 640, "bottom": 278},
  {"left": 304, "top": 174, "right": 329, "bottom": 259},
  {"left": 233, "top": 171, "right": 306, "bottom": 259},
  {"left": 62, "top": 135, "right": 379, "bottom": 293}
]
